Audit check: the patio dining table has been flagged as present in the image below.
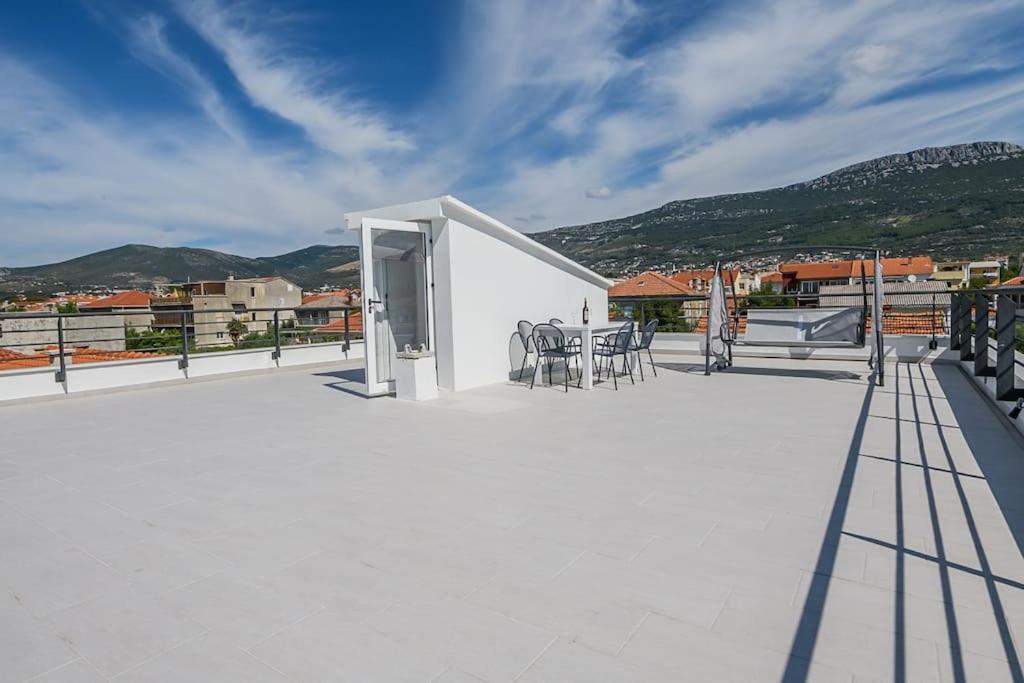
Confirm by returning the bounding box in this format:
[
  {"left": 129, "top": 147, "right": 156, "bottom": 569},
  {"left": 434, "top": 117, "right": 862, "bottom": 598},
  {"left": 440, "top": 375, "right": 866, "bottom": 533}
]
[{"left": 540, "top": 322, "right": 623, "bottom": 390}]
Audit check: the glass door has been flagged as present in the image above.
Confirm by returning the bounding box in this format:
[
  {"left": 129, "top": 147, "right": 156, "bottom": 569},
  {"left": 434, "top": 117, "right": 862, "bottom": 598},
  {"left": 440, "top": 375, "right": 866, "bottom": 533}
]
[{"left": 360, "top": 219, "right": 431, "bottom": 395}]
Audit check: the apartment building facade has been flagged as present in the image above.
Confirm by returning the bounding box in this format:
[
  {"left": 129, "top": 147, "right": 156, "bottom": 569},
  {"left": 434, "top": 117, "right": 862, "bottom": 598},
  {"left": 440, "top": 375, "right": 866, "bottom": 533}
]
[{"left": 152, "top": 277, "right": 301, "bottom": 347}]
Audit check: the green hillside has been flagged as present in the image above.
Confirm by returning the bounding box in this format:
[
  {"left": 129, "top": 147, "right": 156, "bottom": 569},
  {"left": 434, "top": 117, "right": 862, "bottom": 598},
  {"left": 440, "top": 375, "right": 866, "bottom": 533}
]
[
  {"left": 535, "top": 142, "right": 1024, "bottom": 274},
  {"left": 0, "top": 244, "right": 360, "bottom": 294}
]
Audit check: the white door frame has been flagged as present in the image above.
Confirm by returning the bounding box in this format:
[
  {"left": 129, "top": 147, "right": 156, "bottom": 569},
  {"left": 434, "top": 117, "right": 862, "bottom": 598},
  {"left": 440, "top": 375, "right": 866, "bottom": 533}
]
[{"left": 359, "top": 217, "right": 435, "bottom": 396}]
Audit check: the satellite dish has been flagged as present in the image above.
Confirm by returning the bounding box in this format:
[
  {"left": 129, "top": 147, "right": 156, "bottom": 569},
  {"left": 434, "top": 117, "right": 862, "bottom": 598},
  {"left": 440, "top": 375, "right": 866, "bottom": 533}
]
[{"left": 907, "top": 274, "right": 918, "bottom": 283}]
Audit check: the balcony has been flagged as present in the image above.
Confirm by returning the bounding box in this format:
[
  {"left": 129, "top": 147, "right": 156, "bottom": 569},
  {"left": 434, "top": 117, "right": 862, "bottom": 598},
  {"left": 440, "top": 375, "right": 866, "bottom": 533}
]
[{"left": 1, "top": 351, "right": 1022, "bottom": 680}]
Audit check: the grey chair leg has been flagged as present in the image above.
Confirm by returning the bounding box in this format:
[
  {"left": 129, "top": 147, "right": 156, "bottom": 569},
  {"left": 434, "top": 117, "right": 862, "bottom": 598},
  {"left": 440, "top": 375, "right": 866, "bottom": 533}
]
[
  {"left": 647, "top": 348, "right": 657, "bottom": 377},
  {"left": 623, "top": 353, "right": 634, "bottom": 385},
  {"left": 529, "top": 357, "right": 538, "bottom": 389},
  {"left": 637, "top": 350, "right": 645, "bottom": 382},
  {"left": 518, "top": 353, "right": 529, "bottom": 382}
]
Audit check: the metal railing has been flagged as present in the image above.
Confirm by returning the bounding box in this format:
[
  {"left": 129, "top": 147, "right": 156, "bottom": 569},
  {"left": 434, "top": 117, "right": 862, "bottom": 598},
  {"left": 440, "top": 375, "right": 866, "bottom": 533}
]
[
  {"left": 0, "top": 305, "right": 360, "bottom": 383},
  {"left": 950, "top": 291, "right": 1024, "bottom": 403},
  {"left": 610, "top": 290, "right": 951, "bottom": 339}
]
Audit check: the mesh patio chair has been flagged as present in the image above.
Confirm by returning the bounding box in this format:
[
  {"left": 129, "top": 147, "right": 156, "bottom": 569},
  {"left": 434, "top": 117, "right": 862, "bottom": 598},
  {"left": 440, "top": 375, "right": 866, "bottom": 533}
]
[
  {"left": 530, "top": 323, "right": 582, "bottom": 392},
  {"left": 593, "top": 320, "right": 635, "bottom": 390},
  {"left": 549, "top": 318, "right": 582, "bottom": 353},
  {"left": 629, "top": 318, "right": 659, "bottom": 381},
  {"left": 515, "top": 320, "right": 535, "bottom": 382}
]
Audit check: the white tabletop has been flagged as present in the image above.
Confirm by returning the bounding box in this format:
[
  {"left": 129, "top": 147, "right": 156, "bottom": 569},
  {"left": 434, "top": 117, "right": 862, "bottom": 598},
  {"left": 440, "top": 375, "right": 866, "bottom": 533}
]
[{"left": 552, "top": 322, "right": 622, "bottom": 334}]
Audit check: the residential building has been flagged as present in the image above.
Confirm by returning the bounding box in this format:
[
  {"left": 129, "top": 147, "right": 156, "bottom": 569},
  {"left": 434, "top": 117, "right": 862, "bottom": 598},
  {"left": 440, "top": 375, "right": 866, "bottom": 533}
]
[
  {"left": 296, "top": 290, "right": 359, "bottom": 327},
  {"left": 934, "top": 260, "right": 1003, "bottom": 288},
  {"left": 0, "top": 313, "right": 127, "bottom": 353},
  {"left": 79, "top": 290, "right": 153, "bottom": 329},
  {"left": 671, "top": 269, "right": 753, "bottom": 295},
  {"left": 152, "top": 276, "right": 301, "bottom": 347},
  {"left": 995, "top": 275, "right": 1024, "bottom": 307},
  {"left": 608, "top": 271, "right": 703, "bottom": 330},
  {"left": 780, "top": 256, "right": 934, "bottom": 296},
  {"left": 756, "top": 271, "right": 785, "bottom": 293},
  {"left": 819, "top": 281, "right": 950, "bottom": 335}
]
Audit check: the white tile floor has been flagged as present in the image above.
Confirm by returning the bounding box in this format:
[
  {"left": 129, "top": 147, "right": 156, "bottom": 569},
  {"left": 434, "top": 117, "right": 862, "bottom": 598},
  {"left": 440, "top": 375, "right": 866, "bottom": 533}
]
[{"left": 0, "top": 357, "right": 1022, "bottom": 681}]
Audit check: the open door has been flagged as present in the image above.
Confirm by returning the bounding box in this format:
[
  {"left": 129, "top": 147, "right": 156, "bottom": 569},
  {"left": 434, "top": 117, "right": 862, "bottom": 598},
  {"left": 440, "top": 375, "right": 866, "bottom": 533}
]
[{"left": 359, "top": 218, "right": 433, "bottom": 395}]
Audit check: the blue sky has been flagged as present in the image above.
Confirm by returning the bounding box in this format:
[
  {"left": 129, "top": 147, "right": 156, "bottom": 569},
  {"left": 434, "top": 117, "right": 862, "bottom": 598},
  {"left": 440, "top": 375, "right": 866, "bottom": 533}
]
[{"left": 3, "top": 0, "right": 1024, "bottom": 266}]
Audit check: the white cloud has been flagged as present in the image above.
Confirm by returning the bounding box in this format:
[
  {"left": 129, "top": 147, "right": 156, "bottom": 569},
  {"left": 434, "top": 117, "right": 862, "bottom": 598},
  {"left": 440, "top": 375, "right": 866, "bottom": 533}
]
[
  {"left": 3, "top": 0, "right": 1024, "bottom": 267},
  {"left": 126, "top": 13, "right": 244, "bottom": 143},
  {"left": 845, "top": 44, "right": 900, "bottom": 76},
  {"left": 176, "top": 0, "right": 413, "bottom": 160}
]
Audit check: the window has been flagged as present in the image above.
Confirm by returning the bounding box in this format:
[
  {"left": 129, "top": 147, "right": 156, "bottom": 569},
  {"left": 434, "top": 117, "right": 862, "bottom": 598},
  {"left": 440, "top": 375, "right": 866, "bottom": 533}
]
[
  {"left": 216, "top": 331, "right": 224, "bottom": 339},
  {"left": 250, "top": 287, "right": 256, "bottom": 298}
]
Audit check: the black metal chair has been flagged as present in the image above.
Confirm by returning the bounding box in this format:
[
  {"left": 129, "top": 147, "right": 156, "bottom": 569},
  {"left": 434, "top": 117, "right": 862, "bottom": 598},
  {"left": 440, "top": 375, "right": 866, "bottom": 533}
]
[
  {"left": 530, "top": 323, "right": 582, "bottom": 392},
  {"left": 629, "top": 319, "right": 659, "bottom": 381},
  {"left": 593, "top": 321, "right": 635, "bottom": 390},
  {"left": 515, "top": 320, "right": 535, "bottom": 382},
  {"left": 549, "top": 318, "right": 582, "bottom": 353}
]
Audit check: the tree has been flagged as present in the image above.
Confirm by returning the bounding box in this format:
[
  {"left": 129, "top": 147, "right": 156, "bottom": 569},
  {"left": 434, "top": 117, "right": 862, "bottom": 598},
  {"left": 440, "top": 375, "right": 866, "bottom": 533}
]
[
  {"left": 634, "top": 299, "right": 694, "bottom": 333},
  {"left": 125, "top": 326, "right": 183, "bottom": 353},
  {"left": 56, "top": 302, "right": 78, "bottom": 314},
  {"left": 967, "top": 276, "right": 991, "bottom": 291},
  {"left": 226, "top": 319, "right": 248, "bottom": 347},
  {"left": 744, "top": 283, "right": 794, "bottom": 308}
]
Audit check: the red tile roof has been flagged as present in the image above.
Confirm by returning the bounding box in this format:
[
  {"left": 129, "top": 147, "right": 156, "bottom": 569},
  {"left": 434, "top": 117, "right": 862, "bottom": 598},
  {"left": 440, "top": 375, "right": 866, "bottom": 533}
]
[
  {"left": 302, "top": 290, "right": 351, "bottom": 305},
  {"left": 760, "top": 272, "right": 784, "bottom": 283},
  {"left": 672, "top": 269, "right": 740, "bottom": 288},
  {"left": 0, "top": 349, "right": 50, "bottom": 370},
  {"left": 693, "top": 310, "right": 945, "bottom": 337},
  {"left": 314, "top": 312, "right": 363, "bottom": 334},
  {"left": 1000, "top": 276, "right": 1024, "bottom": 287},
  {"left": 609, "top": 272, "right": 697, "bottom": 298},
  {"left": 80, "top": 291, "right": 151, "bottom": 309},
  {"left": 864, "top": 257, "right": 934, "bottom": 277},
  {"left": 780, "top": 256, "right": 934, "bottom": 281},
  {"left": 779, "top": 260, "right": 855, "bottom": 280},
  {"left": 0, "top": 346, "right": 162, "bottom": 371}
]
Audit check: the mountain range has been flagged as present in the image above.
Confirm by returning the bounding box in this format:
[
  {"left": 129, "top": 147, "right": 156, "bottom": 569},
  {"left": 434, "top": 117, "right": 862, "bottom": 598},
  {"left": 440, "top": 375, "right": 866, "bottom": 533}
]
[
  {"left": 534, "top": 141, "right": 1024, "bottom": 274},
  {"left": 3, "top": 141, "right": 1023, "bottom": 295},
  {"left": 0, "top": 244, "right": 360, "bottom": 295}
]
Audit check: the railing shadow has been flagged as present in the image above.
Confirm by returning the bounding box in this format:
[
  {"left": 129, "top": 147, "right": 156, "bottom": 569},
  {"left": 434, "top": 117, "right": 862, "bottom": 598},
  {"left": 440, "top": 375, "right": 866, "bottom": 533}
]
[
  {"left": 783, "top": 362, "right": 1024, "bottom": 682},
  {"left": 656, "top": 361, "right": 861, "bottom": 382},
  {"left": 780, "top": 371, "right": 876, "bottom": 682}
]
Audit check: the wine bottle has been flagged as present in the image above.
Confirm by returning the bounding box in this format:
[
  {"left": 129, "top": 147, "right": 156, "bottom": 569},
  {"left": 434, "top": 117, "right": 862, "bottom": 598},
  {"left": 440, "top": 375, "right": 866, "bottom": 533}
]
[{"left": 582, "top": 298, "right": 590, "bottom": 325}]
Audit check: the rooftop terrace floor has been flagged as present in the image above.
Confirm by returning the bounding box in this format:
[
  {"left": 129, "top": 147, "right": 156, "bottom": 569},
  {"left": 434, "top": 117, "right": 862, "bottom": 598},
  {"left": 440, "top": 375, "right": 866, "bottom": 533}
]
[{"left": 1, "top": 356, "right": 1023, "bottom": 682}]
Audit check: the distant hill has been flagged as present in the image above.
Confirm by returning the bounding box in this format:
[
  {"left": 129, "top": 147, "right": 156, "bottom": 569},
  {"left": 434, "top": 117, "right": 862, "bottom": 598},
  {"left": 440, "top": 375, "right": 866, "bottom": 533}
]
[
  {"left": 534, "top": 141, "right": 1024, "bottom": 274},
  {"left": 0, "top": 244, "right": 360, "bottom": 294},
  {"left": 6, "top": 142, "right": 1024, "bottom": 294}
]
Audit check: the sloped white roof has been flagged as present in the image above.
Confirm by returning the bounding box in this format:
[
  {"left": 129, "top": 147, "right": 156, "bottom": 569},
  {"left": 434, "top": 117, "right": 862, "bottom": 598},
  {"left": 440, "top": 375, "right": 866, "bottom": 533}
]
[{"left": 345, "top": 195, "right": 613, "bottom": 289}]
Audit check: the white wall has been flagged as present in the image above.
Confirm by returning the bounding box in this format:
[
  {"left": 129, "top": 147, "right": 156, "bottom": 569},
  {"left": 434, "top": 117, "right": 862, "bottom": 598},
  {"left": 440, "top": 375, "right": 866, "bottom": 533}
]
[
  {"left": 440, "top": 218, "right": 609, "bottom": 391},
  {"left": 0, "top": 342, "right": 360, "bottom": 404}
]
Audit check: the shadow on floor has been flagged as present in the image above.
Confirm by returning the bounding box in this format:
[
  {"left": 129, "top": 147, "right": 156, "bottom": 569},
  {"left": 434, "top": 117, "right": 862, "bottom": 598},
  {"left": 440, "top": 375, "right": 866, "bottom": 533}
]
[
  {"left": 782, "top": 362, "right": 1024, "bottom": 683},
  {"left": 312, "top": 367, "right": 372, "bottom": 398},
  {"left": 656, "top": 362, "right": 862, "bottom": 382}
]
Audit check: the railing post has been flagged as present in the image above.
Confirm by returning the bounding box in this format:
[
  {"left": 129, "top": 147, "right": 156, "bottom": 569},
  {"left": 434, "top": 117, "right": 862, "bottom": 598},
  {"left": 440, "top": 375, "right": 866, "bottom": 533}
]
[
  {"left": 995, "top": 295, "right": 1021, "bottom": 401},
  {"left": 54, "top": 315, "right": 67, "bottom": 384},
  {"left": 178, "top": 312, "right": 189, "bottom": 372},
  {"left": 959, "top": 294, "right": 974, "bottom": 361},
  {"left": 343, "top": 308, "right": 351, "bottom": 352},
  {"left": 272, "top": 310, "right": 281, "bottom": 361},
  {"left": 949, "top": 292, "right": 961, "bottom": 350},
  {"left": 928, "top": 292, "right": 938, "bottom": 350},
  {"left": 974, "top": 293, "right": 992, "bottom": 377}
]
